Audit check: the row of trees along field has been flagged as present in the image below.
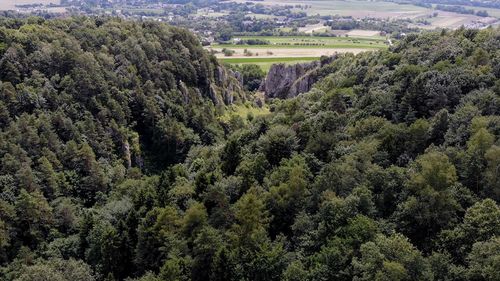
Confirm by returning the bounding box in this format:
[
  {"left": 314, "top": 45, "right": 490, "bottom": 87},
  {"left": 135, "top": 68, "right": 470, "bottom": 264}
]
[{"left": 0, "top": 16, "right": 499, "bottom": 281}]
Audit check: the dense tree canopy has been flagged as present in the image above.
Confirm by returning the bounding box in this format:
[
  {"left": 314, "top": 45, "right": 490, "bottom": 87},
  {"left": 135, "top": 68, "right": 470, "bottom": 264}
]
[{"left": 0, "top": 16, "right": 499, "bottom": 281}]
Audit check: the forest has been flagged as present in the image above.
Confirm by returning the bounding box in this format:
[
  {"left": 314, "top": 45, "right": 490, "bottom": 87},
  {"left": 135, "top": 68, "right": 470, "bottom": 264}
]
[{"left": 0, "top": 16, "right": 499, "bottom": 281}]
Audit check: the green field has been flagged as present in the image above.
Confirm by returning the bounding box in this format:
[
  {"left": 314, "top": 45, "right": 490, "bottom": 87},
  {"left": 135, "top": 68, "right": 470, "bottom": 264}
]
[
  {"left": 216, "top": 35, "right": 387, "bottom": 49},
  {"left": 0, "top": 0, "right": 61, "bottom": 10},
  {"left": 214, "top": 35, "right": 387, "bottom": 71},
  {"left": 446, "top": 5, "right": 500, "bottom": 18},
  {"left": 220, "top": 56, "right": 320, "bottom": 71},
  {"left": 233, "top": 0, "right": 428, "bottom": 17}
]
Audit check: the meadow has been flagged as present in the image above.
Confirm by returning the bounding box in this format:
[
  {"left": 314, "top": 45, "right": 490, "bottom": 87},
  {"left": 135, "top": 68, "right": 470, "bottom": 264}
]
[{"left": 219, "top": 102, "right": 271, "bottom": 123}]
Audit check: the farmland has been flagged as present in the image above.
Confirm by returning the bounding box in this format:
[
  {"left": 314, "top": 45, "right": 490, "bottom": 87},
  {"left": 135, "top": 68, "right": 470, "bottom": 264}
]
[
  {"left": 223, "top": 35, "right": 386, "bottom": 46},
  {"left": 232, "top": 0, "right": 429, "bottom": 18},
  {"left": 210, "top": 35, "right": 386, "bottom": 54},
  {"left": 0, "top": 0, "right": 60, "bottom": 10},
  {"left": 220, "top": 56, "right": 321, "bottom": 71},
  {"left": 231, "top": 0, "right": 499, "bottom": 29},
  {"left": 210, "top": 35, "right": 387, "bottom": 68}
]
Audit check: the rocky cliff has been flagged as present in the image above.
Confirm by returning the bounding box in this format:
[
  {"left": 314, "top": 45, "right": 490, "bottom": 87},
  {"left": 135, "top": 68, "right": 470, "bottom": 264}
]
[
  {"left": 260, "top": 56, "right": 335, "bottom": 99},
  {"left": 210, "top": 65, "right": 246, "bottom": 105}
]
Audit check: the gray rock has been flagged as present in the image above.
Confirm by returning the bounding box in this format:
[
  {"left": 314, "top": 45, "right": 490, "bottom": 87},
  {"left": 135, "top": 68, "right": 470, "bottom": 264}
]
[{"left": 260, "top": 56, "right": 335, "bottom": 99}]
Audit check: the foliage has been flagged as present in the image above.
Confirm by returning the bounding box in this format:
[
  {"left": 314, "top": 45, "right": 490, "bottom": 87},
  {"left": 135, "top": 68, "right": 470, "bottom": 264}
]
[{"left": 0, "top": 16, "right": 499, "bottom": 281}]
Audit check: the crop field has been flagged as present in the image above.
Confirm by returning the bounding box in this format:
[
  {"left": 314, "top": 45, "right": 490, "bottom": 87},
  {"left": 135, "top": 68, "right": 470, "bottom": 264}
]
[
  {"left": 419, "top": 11, "right": 498, "bottom": 29},
  {"left": 214, "top": 35, "right": 387, "bottom": 49},
  {"left": 0, "top": 0, "right": 60, "bottom": 10},
  {"left": 220, "top": 56, "right": 320, "bottom": 71},
  {"left": 232, "top": 0, "right": 428, "bottom": 18},
  {"left": 196, "top": 10, "right": 229, "bottom": 18},
  {"left": 299, "top": 23, "right": 330, "bottom": 34},
  {"left": 211, "top": 35, "right": 386, "bottom": 70},
  {"left": 211, "top": 47, "right": 376, "bottom": 58},
  {"left": 232, "top": 0, "right": 499, "bottom": 28},
  {"left": 210, "top": 35, "right": 386, "bottom": 60}
]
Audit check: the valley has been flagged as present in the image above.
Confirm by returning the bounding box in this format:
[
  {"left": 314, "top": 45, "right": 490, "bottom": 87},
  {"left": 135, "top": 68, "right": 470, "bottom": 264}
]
[{"left": 0, "top": 3, "right": 499, "bottom": 281}]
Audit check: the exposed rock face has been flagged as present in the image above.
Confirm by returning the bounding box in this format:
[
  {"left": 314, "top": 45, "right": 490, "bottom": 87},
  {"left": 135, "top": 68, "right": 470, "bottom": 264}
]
[
  {"left": 178, "top": 80, "right": 190, "bottom": 104},
  {"left": 179, "top": 64, "right": 244, "bottom": 106},
  {"left": 211, "top": 65, "right": 246, "bottom": 105},
  {"left": 260, "top": 56, "right": 335, "bottom": 99}
]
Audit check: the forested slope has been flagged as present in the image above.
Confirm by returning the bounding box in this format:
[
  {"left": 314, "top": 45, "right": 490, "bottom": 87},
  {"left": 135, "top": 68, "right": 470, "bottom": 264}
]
[{"left": 0, "top": 17, "right": 499, "bottom": 281}]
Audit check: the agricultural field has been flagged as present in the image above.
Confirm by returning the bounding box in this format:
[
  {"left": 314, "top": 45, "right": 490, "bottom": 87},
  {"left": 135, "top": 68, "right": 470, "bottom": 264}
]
[
  {"left": 416, "top": 11, "right": 498, "bottom": 29},
  {"left": 299, "top": 23, "right": 330, "bottom": 34},
  {"left": 232, "top": 0, "right": 499, "bottom": 29},
  {"left": 210, "top": 35, "right": 387, "bottom": 59},
  {"left": 232, "top": 0, "right": 429, "bottom": 18},
  {"left": 220, "top": 57, "right": 321, "bottom": 71},
  {"left": 196, "top": 9, "right": 229, "bottom": 18},
  {"left": 213, "top": 35, "right": 387, "bottom": 49},
  {"left": 211, "top": 35, "right": 387, "bottom": 70},
  {"left": 446, "top": 5, "right": 500, "bottom": 18},
  {"left": 0, "top": 0, "right": 60, "bottom": 10}
]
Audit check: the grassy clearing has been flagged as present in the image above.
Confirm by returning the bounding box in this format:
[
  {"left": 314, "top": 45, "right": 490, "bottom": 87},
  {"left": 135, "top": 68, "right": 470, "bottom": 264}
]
[{"left": 219, "top": 103, "right": 270, "bottom": 123}]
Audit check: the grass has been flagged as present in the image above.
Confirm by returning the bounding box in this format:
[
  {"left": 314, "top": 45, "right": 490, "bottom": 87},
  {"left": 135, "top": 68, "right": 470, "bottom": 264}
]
[
  {"left": 214, "top": 35, "right": 387, "bottom": 71},
  {"left": 444, "top": 5, "right": 500, "bottom": 18},
  {"left": 220, "top": 57, "right": 320, "bottom": 64},
  {"left": 236, "top": 35, "right": 386, "bottom": 44},
  {"left": 250, "top": 13, "right": 283, "bottom": 19},
  {"left": 220, "top": 57, "right": 321, "bottom": 71},
  {"left": 215, "top": 35, "right": 387, "bottom": 50},
  {"left": 0, "top": 0, "right": 61, "bottom": 10},
  {"left": 232, "top": 0, "right": 429, "bottom": 17},
  {"left": 297, "top": 0, "right": 428, "bottom": 16},
  {"left": 219, "top": 103, "right": 271, "bottom": 123},
  {"left": 216, "top": 43, "right": 386, "bottom": 49},
  {"left": 196, "top": 11, "right": 229, "bottom": 18}
]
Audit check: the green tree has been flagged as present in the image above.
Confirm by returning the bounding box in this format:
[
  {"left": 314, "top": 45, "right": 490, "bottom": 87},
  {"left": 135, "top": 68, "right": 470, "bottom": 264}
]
[
  {"left": 14, "top": 258, "right": 95, "bottom": 281},
  {"left": 14, "top": 189, "right": 53, "bottom": 247},
  {"left": 466, "top": 237, "right": 500, "bottom": 281},
  {"left": 394, "top": 151, "right": 461, "bottom": 248},
  {"left": 258, "top": 125, "right": 298, "bottom": 166},
  {"left": 484, "top": 145, "right": 500, "bottom": 200},
  {"left": 352, "top": 233, "right": 432, "bottom": 281}
]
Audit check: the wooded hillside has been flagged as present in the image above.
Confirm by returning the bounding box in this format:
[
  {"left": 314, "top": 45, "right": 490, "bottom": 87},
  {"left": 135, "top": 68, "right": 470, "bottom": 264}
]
[{"left": 0, "top": 17, "right": 499, "bottom": 281}]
